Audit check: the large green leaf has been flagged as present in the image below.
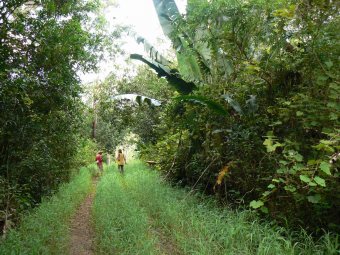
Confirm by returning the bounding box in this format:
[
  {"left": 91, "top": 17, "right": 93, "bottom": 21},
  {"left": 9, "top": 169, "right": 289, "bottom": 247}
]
[
  {"left": 319, "top": 162, "right": 331, "bottom": 175},
  {"left": 130, "top": 54, "right": 196, "bottom": 94},
  {"left": 130, "top": 30, "right": 197, "bottom": 95},
  {"left": 152, "top": 0, "right": 204, "bottom": 81},
  {"left": 175, "top": 95, "right": 227, "bottom": 115},
  {"left": 314, "top": 176, "right": 326, "bottom": 187},
  {"left": 132, "top": 33, "right": 173, "bottom": 68},
  {"left": 152, "top": 0, "right": 179, "bottom": 38},
  {"left": 300, "top": 175, "right": 311, "bottom": 183}
]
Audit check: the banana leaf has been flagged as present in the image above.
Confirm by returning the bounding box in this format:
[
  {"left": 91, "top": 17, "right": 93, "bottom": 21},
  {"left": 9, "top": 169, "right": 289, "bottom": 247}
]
[
  {"left": 130, "top": 54, "right": 196, "bottom": 95},
  {"left": 131, "top": 32, "right": 172, "bottom": 68},
  {"left": 175, "top": 95, "right": 227, "bottom": 115},
  {"left": 152, "top": 0, "right": 204, "bottom": 81}
]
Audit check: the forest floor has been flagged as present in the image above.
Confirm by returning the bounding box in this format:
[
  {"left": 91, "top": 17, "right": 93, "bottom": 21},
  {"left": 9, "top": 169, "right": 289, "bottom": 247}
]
[{"left": 0, "top": 162, "right": 338, "bottom": 255}]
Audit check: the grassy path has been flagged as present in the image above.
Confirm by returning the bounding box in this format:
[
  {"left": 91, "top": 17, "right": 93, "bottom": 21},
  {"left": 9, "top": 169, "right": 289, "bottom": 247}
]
[
  {"left": 0, "top": 166, "right": 94, "bottom": 254},
  {"left": 0, "top": 162, "right": 338, "bottom": 254},
  {"left": 93, "top": 161, "right": 338, "bottom": 255},
  {"left": 69, "top": 178, "right": 97, "bottom": 255}
]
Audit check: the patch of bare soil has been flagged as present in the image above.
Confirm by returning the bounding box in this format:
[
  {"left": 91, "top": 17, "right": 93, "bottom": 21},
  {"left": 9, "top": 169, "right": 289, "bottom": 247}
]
[{"left": 69, "top": 182, "right": 96, "bottom": 255}]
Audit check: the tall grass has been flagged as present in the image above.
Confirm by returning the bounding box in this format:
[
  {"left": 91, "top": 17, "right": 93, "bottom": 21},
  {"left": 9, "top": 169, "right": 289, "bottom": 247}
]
[
  {"left": 0, "top": 165, "right": 94, "bottom": 254},
  {"left": 92, "top": 166, "right": 157, "bottom": 255},
  {"left": 94, "top": 161, "right": 339, "bottom": 255}
]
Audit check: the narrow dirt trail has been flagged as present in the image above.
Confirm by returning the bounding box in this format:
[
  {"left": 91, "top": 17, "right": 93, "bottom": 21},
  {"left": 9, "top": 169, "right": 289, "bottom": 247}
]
[{"left": 69, "top": 179, "right": 97, "bottom": 255}]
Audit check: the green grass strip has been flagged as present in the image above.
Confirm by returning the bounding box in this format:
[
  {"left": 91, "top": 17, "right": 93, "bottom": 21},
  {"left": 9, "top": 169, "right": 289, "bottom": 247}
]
[
  {"left": 97, "top": 161, "right": 338, "bottom": 255},
  {"left": 92, "top": 167, "right": 157, "bottom": 254},
  {"left": 0, "top": 165, "right": 94, "bottom": 255}
]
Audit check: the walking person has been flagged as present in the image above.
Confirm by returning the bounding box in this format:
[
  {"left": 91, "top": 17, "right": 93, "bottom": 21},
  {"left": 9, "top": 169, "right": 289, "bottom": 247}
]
[
  {"left": 96, "top": 151, "right": 103, "bottom": 174},
  {"left": 116, "top": 149, "right": 126, "bottom": 174}
]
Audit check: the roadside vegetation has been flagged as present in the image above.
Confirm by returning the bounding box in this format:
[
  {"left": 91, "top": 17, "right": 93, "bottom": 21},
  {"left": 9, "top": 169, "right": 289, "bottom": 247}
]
[
  {"left": 93, "top": 161, "right": 339, "bottom": 255},
  {"left": 0, "top": 165, "right": 94, "bottom": 254}
]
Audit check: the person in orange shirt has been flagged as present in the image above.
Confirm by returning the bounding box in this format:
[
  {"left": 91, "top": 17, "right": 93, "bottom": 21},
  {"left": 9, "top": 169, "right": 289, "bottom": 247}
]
[{"left": 116, "top": 149, "right": 126, "bottom": 173}]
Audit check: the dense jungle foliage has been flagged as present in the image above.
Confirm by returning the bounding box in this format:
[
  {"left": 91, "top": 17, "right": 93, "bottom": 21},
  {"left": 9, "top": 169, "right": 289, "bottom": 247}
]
[
  {"left": 0, "top": 0, "right": 338, "bottom": 240},
  {"left": 95, "top": 0, "right": 339, "bottom": 235},
  {"left": 0, "top": 0, "right": 117, "bottom": 234}
]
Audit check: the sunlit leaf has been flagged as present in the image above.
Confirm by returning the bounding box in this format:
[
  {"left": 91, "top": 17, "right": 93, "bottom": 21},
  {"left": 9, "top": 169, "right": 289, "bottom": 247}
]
[
  {"left": 320, "top": 162, "right": 331, "bottom": 175},
  {"left": 250, "top": 200, "right": 264, "bottom": 209},
  {"left": 314, "top": 176, "right": 326, "bottom": 187},
  {"left": 299, "top": 175, "right": 311, "bottom": 183}
]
